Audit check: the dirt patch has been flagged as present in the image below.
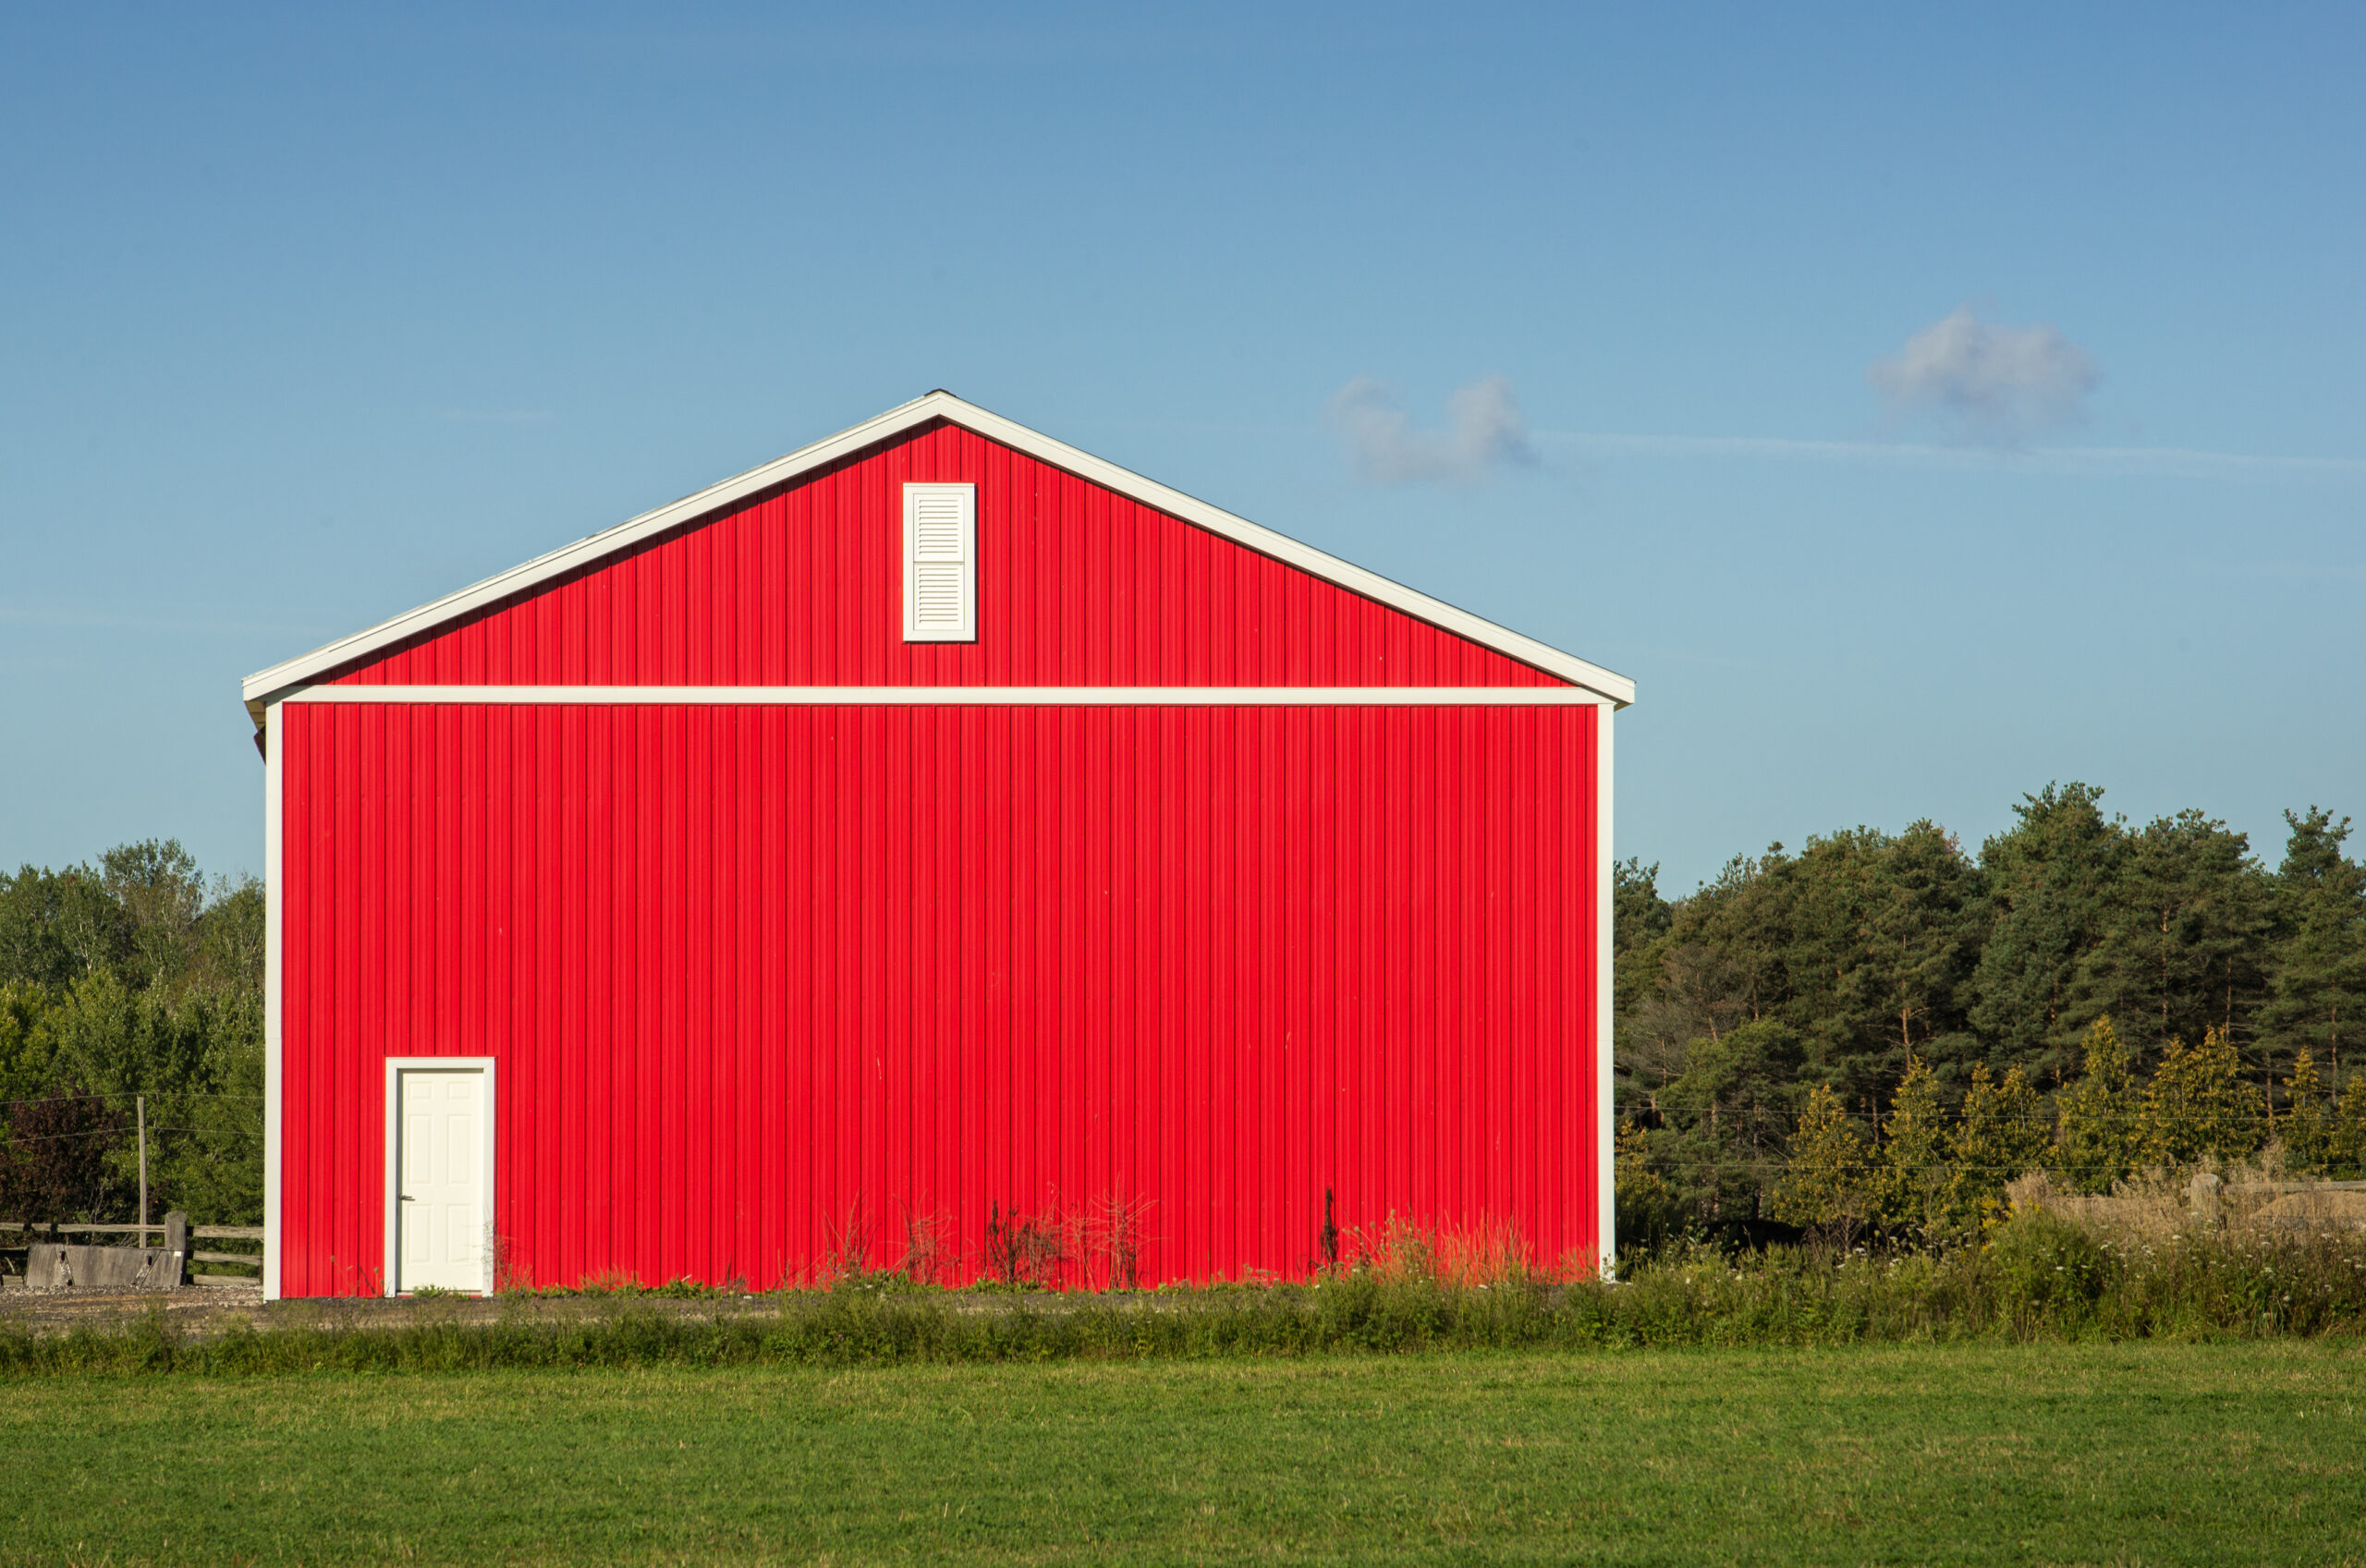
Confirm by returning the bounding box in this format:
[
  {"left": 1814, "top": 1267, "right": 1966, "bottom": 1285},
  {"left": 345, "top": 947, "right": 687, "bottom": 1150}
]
[{"left": 0, "top": 1284, "right": 847, "bottom": 1339}]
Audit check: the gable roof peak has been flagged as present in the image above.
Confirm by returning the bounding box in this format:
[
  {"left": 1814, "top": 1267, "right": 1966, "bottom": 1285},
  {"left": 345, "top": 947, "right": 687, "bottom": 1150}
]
[{"left": 240, "top": 391, "right": 1633, "bottom": 718}]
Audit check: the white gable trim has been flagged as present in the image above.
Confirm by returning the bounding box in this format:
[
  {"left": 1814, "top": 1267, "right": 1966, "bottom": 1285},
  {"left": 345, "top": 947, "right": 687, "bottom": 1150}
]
[
  {"left": 278, "top": 684, "right": 1612, "bottom": 707},
  {"left": 240, "top": 391, "right": 1635, "bottom": 717}
]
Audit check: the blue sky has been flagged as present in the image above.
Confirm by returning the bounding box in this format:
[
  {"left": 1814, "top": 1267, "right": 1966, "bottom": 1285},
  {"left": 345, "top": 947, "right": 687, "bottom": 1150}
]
[{"left": 3, "top": 4, "right": 2360, "bottom": 893}]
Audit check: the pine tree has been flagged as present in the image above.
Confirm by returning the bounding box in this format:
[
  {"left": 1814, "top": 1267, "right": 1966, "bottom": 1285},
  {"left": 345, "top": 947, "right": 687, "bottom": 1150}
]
[
  {"left": 2264, "top": 808, "right": 2366, "bottom": 1082},
  {"left": 2055, "top": 1016, "right": 2139, "bottom": 1193},
  {"left": 2075, "top": 812, "right": 2274, "bottom": 1064},
  {"left": 1872, "top": 1055, "right": 1948, "bottom": 1236},
  {"left": 1970, "top": 784, "right": 2124, "bottom": 1080},
  {"left": 2281, "top": 1049, "right": 2332, "bottom": 1175},
  {"left": 1772, "top": 1083, "right": 1872, "bottom": 1244},
  {"left": 2135, "top": 1026, "right": 2265, "bottom": 1170},
  {"left": 1948, "top": 1061, "right": 2049, "bottom": 1223}
]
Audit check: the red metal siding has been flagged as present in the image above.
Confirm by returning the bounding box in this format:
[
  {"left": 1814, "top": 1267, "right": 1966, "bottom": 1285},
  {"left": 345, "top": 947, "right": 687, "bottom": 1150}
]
[
  {"left": 279, "top": 699, "right": 1600, "bottom": 1294},
  {"left": 324, "top": 422, "right": 1560, "bottom": 690}
]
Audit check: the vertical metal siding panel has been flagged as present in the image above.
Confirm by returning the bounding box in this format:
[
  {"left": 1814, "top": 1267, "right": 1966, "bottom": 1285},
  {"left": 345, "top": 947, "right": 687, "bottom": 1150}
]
[
  {"left": 1258, "top": 705, "right": 1282, "bottom": 1273},
  {"left": 958, "top": 708, "right": 985, "bottom": 1275},
  {"left": 1032, "top": 711, "right": 1060, "bottom": 1222},
  {"left": 384, "top": 706, "right": 412, "bottom": 1279},
  {"left": 1181, "top": 705, "right": 1208, "bottom": 1278},
  {"left": 1526, "top": 707, "right": 1552, "bottom": 1258},
  {"left": 812, "top": 709, "right": 839, "bottom": 1264},
  {"left": 1155, "top": 708, "right": 1184, "bottom": 1284},
  {"left": 333, "top": 705, "right": 360, "bottom": 1290},
  {"left": 1580, "top": 703, "right": 1602, "bottom": 1264},
  {"left": 1084, "top": 706, "right": 1111, "bottom": 1281},
  {"left": 586, "top": 705, "right": 616, "bottom": 1277},
  {"left": 1237, "top": 704, "right": 1260, "bottom": 1275},
  {"left": 840, "top": 706, "right": 865, "bottom": 1261},
  {"left": 1004, "top": 704, "right": 1031, "bottom": 1226},
  {"left": 1384, "top": 703, "right": 1409, "bottom": 1221},
  {"left": 357, "top": 706, "right": 385, "bottom": 1286},
  {"left": 1022, "top": 709, "right": 1049, "bottom": 1222},
  {"left": 758, "top": 708, "right": 783, "bottom": 1284},
  {"left": 1353, "top": 705, "right": 1375, "bottom": 1246},
  {"left": 1445, "top": 703, "right": 1468, "bottom": 1232},
  {"left": 631, "top": 706, "right": 658, "bottom": 1281},
  {"left": 315, "top": 705, "right": 339, "bottom": 1294},
  {"left": 701, "top": 707, "right": 726, "bottom": 1282},
  {"left": 977, "top": 707, "right": 1004, "bottom": 1267},
  {"left": 281, "top": 706, "right": 305, "bottom": 1295},
  {"left": 731, "top": 705, "right": 756, "bottom": 1283},
  {"left": 982, "top": 438, "right": 1010, "bottom": 687},
  {"left": 926, "top": 710, "right": 952, "bottom": 1238},
  {"left": 1550, "top": 707, "right": 1569, "bottom": 1264},
  {"left": 1284, "top": 706, "right": 1311, "bottom": 1273},
  {"left": 917, "top": 707, "right": 941, "bottom": 1224},
  {"left": 484, "top": 711, "right": 512, "bottom": 1265},
  {"left": 1509, "top": 707, "right": 1539, "bottom": 1243},
  {"left": 884, "top": 706, "right": 912, "bottom": 1258},
  {"left": 1310, "top": 706, "right": 1336, "bottom": 1266},
  {"left": 279, "top": 710, "right": 310, "bottom": 1294},
  {"left": 657, "top": 706, "right": 684, "bottom": 1281},
  {"left": 1138, "top": 708, "right": 1163, "bottom": 1274},
  {"left": 1207, "top": 703, "right": 1234, "bottom": 1276},
  {"left": 1409, "top": 704, "right": 1436, "bottom": 1228},
  {"left": 559, "top": 706, "right": 585, "bottom": 1285},
  {"left": 786, "top": 707, "right": 814, "bottom": 1280},
  {"left": 860, "top": 706, "right": 886, "bottom": 1268}
]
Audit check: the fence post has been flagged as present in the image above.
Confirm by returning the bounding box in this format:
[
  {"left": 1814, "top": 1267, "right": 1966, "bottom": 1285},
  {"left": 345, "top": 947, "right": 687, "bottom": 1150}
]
[
  {"left": 165, "top": 1210, "right": 188, "bottom": 1286},
  {"left": 137, "top": 1095, "right": 149, "bottom": 1245},
  {"left": 2188, "top": 1172, "right": 2222, "bottom": 1229}
]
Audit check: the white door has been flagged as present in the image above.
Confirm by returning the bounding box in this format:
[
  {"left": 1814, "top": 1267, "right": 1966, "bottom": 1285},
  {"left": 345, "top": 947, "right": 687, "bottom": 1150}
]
[{"left": 397, "top": 1068, "right": 485, "bottom": 1293}]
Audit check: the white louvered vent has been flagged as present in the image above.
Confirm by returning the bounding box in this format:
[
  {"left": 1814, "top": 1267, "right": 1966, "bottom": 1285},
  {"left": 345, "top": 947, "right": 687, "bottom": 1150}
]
[{"left": 902, "top": 482, "right": 976, "bottom": 642}]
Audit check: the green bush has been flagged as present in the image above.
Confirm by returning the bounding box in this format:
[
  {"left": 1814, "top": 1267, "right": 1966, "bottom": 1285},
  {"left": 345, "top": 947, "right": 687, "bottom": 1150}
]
[{"left": 6, "top": 1210, "right": 2362, "bottom": 1378}]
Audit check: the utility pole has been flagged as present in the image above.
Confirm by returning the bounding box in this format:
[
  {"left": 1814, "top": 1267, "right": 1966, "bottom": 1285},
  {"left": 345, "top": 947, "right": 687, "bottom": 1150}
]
[{"left": 137, "top": 1094, "right": 148, "bottom": 1245}]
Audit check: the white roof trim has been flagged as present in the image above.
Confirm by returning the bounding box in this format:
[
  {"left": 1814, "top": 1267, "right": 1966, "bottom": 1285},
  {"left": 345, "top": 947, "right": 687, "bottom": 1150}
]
[
  {"left": 277, "top": 685, "right": 1612, "bottom": 707},
  {"left": 240, "top": 391, "right": 1634, "bottom": 715}
]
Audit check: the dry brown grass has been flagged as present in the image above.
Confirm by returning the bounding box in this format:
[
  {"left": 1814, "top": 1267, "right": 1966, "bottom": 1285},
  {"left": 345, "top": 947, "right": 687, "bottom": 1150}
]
[{"left": 2009, "top": 1155, "right": 2366, "bottom": 1240}]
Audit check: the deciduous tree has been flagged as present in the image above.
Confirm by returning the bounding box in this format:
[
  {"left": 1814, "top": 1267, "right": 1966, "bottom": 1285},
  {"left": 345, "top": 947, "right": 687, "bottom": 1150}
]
[
  {"left": 2055, "top": 1016, "right": 2139, "bottom": 1194},
  {"left": 1771, "top": 1084, "right": 1872, "bottom": 1245},
  {"left": 2135, "top": 1027, "right": 2263, "bottom": 1170}
]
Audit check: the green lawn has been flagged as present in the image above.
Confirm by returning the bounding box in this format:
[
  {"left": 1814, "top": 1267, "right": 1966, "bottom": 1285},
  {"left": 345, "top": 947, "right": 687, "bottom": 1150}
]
[{"left": 6, "top": 1343, "right": 2362, "bottom": 1565}]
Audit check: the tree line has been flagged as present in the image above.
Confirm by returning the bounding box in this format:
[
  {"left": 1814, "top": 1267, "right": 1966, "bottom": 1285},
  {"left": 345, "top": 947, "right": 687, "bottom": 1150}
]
[
  {"left": 1616, "top": 784, "right": 2366, "bottom": 1246},
  {"left": 0, "top": 841, "right": 263, "bottom": 1226}
]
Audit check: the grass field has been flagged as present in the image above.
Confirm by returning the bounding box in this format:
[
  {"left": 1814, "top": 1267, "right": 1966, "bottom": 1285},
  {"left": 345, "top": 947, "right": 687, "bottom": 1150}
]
[{"left": 4, "top": 1343, "right": 2361, "bottom": 1565}]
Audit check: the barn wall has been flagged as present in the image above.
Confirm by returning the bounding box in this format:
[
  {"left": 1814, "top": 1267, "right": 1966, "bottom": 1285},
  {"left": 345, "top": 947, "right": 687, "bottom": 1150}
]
[
  {"left": 277, "top": 698, "right": 1601, "bottom": 1295},
  {"left": 324, "top": 422, "right": 1561, "bottom": 691}
]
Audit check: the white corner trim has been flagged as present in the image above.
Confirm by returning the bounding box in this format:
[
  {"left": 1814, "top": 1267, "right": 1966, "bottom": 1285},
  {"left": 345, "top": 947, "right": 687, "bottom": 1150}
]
[
  {"left": 278, "top": 684, "right": 1611, "bottom": 707},
  {"left": 262, "top": 701, "right": 284, "bottom": 1301},
  {"left": 382, "top": 1056, "right": 500, "bottom": 1297},
  {"left": 1596, "top": 702, "right": 1616, "bottom": 1281},
  {"left": 239, "top": 391, "right": 1635, "bottom": 711}
]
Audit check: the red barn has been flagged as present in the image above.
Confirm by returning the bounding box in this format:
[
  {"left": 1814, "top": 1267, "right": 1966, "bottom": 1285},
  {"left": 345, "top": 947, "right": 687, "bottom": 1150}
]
[{"left": 239, "top": 392, "right": 1634, "bottom": 1298}]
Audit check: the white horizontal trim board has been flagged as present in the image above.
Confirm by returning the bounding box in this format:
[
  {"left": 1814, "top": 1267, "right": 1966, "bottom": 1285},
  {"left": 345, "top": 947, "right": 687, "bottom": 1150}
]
[
  {"left": 241, "top": 391, "right": 1633, "bottom": 713},
  {"left": 279, "top": 685, "right": 1609, "bottom": 707}
]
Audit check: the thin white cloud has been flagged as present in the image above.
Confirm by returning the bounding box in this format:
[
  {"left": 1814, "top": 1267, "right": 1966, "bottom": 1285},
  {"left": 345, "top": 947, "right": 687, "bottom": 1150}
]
[
  {"left": 435, "top": 408, "right": 555, "bottom": 425},
  {"left": 1326, "top": 375, "right": 1535, "bottom": 484},
  {"left": 1531, "top": 431, "right": 2366, "bottom": 482},
  {"left": 1870, "top": 306, "right": 2099, "bottom": 441}
]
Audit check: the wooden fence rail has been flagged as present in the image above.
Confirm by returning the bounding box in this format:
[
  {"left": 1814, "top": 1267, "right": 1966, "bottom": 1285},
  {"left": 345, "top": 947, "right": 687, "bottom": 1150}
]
[{"left": 2, "top": 1220, "right": 264, "bottom": 1287}]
